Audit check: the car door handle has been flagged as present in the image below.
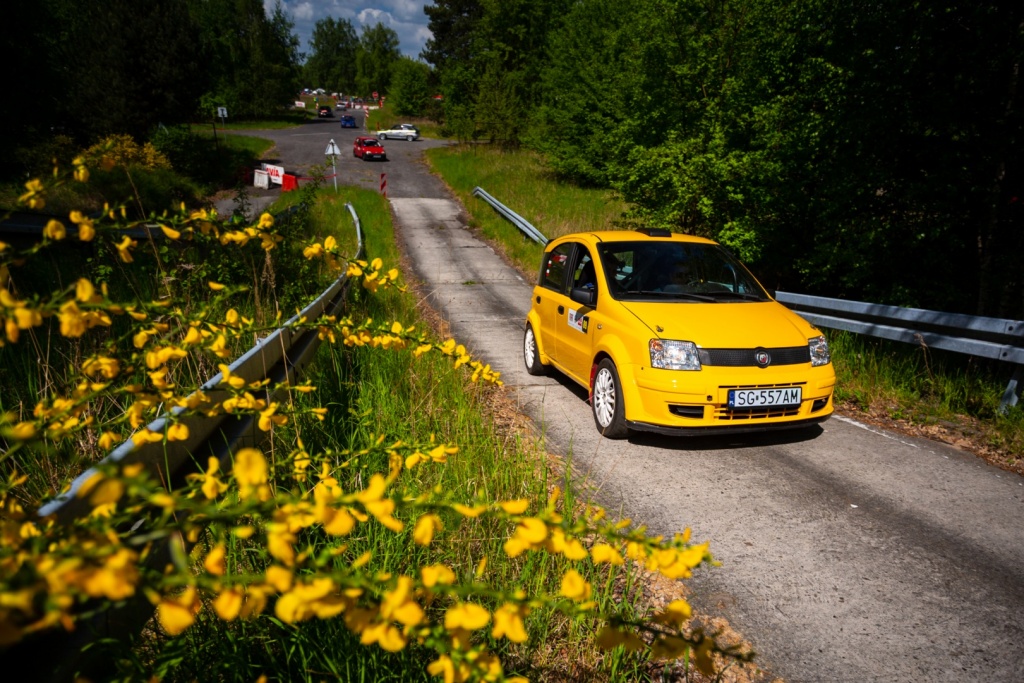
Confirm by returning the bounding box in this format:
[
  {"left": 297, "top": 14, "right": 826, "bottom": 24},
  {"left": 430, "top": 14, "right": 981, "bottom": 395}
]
[{"left": 558, "top": 305, "right": 565, "bottom": 315}]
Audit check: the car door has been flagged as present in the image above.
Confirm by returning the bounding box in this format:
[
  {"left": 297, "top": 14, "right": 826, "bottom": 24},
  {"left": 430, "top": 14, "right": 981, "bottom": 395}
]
[
  {"left": 534, "top": 242, "right": 573, "bottom": 370},
  {"left": 556, "top": 247, "right": 598, "bottom": 384}
]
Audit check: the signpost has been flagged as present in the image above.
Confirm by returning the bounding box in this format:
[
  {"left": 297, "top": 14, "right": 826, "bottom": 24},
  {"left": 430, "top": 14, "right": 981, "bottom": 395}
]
[{"left": 325, "top": 139, "right": 342, "bottom": 193}]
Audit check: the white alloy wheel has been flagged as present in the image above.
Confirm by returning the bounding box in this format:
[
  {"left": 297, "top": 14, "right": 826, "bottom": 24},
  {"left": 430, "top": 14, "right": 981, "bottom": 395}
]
[
  {"left": 523, "top": 324, "right": 547, "bottom": 376},
  {"left": 592, "top": 359, "right": 628, "bottom": 438}
]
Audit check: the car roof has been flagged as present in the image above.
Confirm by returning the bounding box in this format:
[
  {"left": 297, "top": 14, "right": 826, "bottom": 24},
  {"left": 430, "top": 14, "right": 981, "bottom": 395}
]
[{"left": 548, "top": 229, "right": 719, "bottom": 249}]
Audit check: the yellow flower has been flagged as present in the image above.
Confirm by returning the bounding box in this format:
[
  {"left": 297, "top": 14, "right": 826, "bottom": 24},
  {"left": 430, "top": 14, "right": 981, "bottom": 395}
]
[
  {"left": 115, "top": 235, "right": 136, "bottom": 262},
  {"left": 499, "top": 499, "right": 530, "bottom": 515},
  {"left": 190, "top": 456, "right": 228, "bottom": 500},
  {"left": 258, "top": 213, "right": 274, "bottom": 230},
  {"left": 444, "top": 603, "right": 490, "bottom": 631},
  {"left": 98, "top": 431, "right": 121, "bottom": 450},
  {"left": 412, "top": 514, "right": 442, "bottom": 546},
  {"left": 427, "top": 656, "right": 455, "bottom": 683},
  {"left": 596, "top": 625, "right": 646, "bottom": 652},
  {"left": 591, "top": 543, "right": 624, "bottom": 565},
  {"left": 204, "top": 544, "right": 227, "bottom": 576},
  {"left": 653, "top": 599, "right": 692, "bottom": 628},
  {"left": 167, "top": 423, "right": 189, "bottom": 442},
  {"left": 492, "top": 603, "right": 529, "bottom": 643},
  {"left": 559, "top": 569, "right": 592, "bottom": 602},
  {"left": 503, "top": 517, "right": 548, "bottom": 557},
  {"left": 208, "top": 281, "right": 225, "bottom": 291},
  {"left": 213, "top": 588, "right": 244, "bottom": 620},
  {"left": 234, "top": 448, "right": 268, "bottom": 499},
  {"left": 160, "top": 225, "right": 181, "bottom": 240},
  {"left": 74, "top": 278, "right": 96, "bottom": 302},
  {"left": 19, "top": 178, "right": 45, "bottom": 209},
  {"left": 421, "top": 564, "right": 455, "bottom": 588},
  {"left": 157, "top": 586, "right": 201, "bottom": 635},
  {"left": 381, "top": 576, "right": 424, "bottom": 626},
  {"left": 44, "top": 219, "right": 65, "bottom": 240},
  {"left": 360, "top": 621, "right": 406, "bottom": 652}
]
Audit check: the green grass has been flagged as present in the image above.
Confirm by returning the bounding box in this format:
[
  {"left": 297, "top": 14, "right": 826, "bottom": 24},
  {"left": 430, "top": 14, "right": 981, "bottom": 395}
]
[
  {"left": 103, "top": 184, "right": 656, "bottom": 681},
  {"left": 426, "top": 146, "right": 629, "bottom": 276}
]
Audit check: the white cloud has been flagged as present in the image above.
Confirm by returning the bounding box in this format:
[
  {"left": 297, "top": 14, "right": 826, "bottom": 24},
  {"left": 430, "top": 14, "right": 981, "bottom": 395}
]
[{"left": 272, "top": 1, "right": 433, "bottom": 59}]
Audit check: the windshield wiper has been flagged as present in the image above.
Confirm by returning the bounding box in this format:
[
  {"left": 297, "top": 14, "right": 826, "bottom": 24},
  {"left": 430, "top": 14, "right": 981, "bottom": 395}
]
[
  {"left": 633, "top": 290, "right": 718, "bottom": 302},
  {"left": 705, "top": 291, "right": 768, "bottom": 302}
]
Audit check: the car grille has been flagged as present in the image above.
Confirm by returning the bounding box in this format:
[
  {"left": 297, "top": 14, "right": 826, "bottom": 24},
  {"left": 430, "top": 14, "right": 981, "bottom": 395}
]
[
  {"left": 699, "top": 346, "right": 809, "bottom": 367},
  {"left": 715, "top": 405, "right": 802, "bottom": 420}
]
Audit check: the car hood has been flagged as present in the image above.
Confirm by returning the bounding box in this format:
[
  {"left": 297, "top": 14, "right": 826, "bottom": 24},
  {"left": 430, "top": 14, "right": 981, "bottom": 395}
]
[{"left": 619, "top": 300, "right": 818, "bottom": 348}]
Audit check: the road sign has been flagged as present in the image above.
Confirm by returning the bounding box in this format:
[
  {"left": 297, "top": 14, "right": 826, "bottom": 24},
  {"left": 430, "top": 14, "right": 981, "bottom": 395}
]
[
  {"left": 325, "top": 139, "right": 341, "bottom": 157},
  {"left": 217, "top": 107, "right": 228, "bottom": 119}
]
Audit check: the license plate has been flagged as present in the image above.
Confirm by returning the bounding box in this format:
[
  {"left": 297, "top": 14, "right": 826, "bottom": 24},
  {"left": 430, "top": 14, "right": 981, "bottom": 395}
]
[{"left": 728, "top": 387, "right": 802, "bottom": 408}]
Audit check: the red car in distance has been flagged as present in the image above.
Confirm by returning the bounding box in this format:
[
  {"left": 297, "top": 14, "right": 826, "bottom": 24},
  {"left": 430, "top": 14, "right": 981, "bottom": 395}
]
[{"left": 353, "top": 136, "right": 387, "bottom": 161}]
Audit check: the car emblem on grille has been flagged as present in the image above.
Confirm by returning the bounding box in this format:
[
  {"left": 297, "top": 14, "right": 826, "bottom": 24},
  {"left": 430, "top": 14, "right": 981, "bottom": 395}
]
[{"left": 754, "top": 349, "right": 771, "bottom": 367}]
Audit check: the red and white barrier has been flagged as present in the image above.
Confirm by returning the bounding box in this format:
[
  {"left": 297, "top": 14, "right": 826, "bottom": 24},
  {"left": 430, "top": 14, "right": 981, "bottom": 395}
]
[{"left": 380, "top": 173, "right": 387, "bottom": 197}]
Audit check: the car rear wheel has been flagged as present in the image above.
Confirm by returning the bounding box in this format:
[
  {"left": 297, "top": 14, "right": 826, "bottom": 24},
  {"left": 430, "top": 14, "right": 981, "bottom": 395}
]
[
  {"left": 592, "top": 359, "right": 629, "bottom": 439},
  {"left": 378, "top": 133, "right": 386, "bottom": 140},
  {"left": 523, "top": 324, "right": 547, "bottom": 376}
]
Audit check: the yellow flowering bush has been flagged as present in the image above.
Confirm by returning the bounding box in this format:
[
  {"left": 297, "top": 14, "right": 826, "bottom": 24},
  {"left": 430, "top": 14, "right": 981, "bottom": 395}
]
[
  {"left": 83, "top": 133, "right": 171, "bottom": 171},
  {"left": 0, "top": 165, "right": 751, "bottom": 680}
]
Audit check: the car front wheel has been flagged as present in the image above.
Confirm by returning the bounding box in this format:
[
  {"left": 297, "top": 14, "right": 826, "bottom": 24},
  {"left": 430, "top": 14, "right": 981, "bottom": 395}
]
[
  {"left": 592, "top": 359, "right": 629, "bottom": 439},
  {"left": 378, "top": 133, "right": 386, "bottom": 140},
  {"left": 523, "top": 324, "right": 547, "bottom": 376}
]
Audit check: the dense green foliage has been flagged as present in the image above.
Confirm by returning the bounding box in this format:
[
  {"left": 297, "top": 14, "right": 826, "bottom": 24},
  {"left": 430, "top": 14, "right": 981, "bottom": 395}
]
[
  {"left": 303, "top": 17, "right": 360, "bottom": 93},
  {"left": 424, "top": 0, "right": 1024, "bottom": 317},
  {"left": 0, "top": 0, "right": 300, "bottom": 179}
]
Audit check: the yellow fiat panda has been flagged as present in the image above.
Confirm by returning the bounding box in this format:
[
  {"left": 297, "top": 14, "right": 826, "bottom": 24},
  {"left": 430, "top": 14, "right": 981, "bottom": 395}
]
[{"left": 523, "top": 229, "right": 835, "bottom": 438}]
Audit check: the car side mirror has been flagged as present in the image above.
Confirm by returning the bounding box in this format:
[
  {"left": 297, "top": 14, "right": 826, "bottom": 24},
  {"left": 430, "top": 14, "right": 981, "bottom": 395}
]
[{"left": 570, "top": 287, "right": 596, "bottom": 307}]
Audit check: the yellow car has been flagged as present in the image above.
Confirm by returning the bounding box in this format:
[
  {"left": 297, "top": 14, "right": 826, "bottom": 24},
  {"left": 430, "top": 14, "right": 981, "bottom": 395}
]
[{"left": 523, "top": 229, "right": 835, "bottom": 438}]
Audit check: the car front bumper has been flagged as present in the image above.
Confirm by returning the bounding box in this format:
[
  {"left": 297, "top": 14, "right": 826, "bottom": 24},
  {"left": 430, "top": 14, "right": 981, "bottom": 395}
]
[{"left": 620, "top": 363, "right": 835, "bottom": 434}]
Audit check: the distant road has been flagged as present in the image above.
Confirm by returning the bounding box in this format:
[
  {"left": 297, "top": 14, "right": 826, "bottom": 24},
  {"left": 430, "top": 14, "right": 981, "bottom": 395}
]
[{"left": 237, "top": 122, "right": 1024, "bottom": 683}]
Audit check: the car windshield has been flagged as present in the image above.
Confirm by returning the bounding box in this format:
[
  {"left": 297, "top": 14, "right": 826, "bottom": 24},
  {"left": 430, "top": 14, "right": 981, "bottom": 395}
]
[{"left": 597, "top": 240, "right": 770, "bottom": 302}]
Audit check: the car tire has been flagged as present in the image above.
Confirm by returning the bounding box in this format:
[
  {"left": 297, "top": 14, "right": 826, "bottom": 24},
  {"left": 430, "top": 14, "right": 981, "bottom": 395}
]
[
  {"left": 378, "top": 133, "right": 386, "bottom": 140},
  {"left": 592, "top": 359, "right": 629, "bottom": 439},
  {"left": 523, "top": 324, "right": 547, "bottom": 376}
]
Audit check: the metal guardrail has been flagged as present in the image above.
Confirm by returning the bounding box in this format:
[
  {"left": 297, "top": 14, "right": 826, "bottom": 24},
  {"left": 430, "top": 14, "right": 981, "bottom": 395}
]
[
  {"left": 10, "top": 204, "right": 366, "bottom": 682},
  {"left": 469, "top": 185, "right": 1023, "bottom": 413},
  {"left": 471, "top": 187, "right": 549, "bottom": 245},
  {"left": 775, "top": 291, "right": 1024, "bottom": 412}
]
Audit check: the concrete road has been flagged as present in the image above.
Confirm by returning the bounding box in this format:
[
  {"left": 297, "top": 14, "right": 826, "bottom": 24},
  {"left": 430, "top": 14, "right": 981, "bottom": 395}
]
[{"left": 232, "top": 122, "right": 1024, "bottom": 682}]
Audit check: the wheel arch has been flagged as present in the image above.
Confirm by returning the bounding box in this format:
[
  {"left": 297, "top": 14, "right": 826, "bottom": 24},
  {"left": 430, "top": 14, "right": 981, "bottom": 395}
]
[
  {"left": 591, "top": 335, "right": 644, "bottom": 420},
  {"left": 524, "top": 312, "right": 552, "bottom": 365}
]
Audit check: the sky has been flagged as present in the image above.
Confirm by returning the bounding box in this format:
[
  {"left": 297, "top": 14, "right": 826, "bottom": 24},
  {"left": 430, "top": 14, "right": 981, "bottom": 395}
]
[{"left": 268, "top": 0, "right": 434, "bottom": 60}]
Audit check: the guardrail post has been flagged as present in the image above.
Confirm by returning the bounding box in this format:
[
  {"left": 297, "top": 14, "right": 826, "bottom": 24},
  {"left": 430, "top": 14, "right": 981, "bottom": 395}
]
[{"left": 1000, "top": 366, "right": 1022, "bottom": 414}]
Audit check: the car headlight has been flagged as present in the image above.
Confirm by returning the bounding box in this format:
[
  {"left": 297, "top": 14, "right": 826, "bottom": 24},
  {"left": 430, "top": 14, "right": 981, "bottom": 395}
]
[
  {"left": 809, "top": 335, "right": 831, "bottom": 366},
  {"left": 650, "top": 339, "right": 701, "bottom": 371}
]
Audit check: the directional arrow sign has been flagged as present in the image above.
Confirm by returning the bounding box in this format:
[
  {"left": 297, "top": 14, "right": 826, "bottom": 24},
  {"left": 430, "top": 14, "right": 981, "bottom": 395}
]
[{"left": 325, "top": 139, "right": 341, "bottom": 156}]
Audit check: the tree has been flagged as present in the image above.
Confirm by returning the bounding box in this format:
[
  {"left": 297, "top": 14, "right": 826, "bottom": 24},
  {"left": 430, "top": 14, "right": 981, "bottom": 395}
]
[
  {"left": 388, "top": 58, "right": 433, "bottom": 117},
  {"left": 48, "top": 0, "right": 207, "bottom": 141},
  {"left": 356, "top": 23, "right": 401, "bottom": 98},
  {"left": 305, "top": 17, "right": 359, "bottom": 93},
  {"left": 186, "top": 0, "right": 300, "bottom": 120}
]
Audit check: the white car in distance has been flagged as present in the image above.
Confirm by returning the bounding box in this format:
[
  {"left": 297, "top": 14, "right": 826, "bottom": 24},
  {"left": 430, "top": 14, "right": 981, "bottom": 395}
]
[{"left": 377, "top": 124, "right": 420, "bottom": 141}]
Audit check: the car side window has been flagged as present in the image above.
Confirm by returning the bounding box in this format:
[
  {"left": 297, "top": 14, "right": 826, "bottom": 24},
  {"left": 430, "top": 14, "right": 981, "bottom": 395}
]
[
  {"left": 572, "top": 253, "right": 596, "bottom": 290},
  {"left": 540, "top": 243, "right": 574, "bottom": 292}
]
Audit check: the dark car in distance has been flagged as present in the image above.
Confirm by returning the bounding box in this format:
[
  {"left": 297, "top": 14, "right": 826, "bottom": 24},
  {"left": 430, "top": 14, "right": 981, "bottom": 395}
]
[
  {"left": 340, "top": 115, "right": 357, "bottom": 128},
  {"left": 317, "top": 106, "right": 333, "bottom": 118}
]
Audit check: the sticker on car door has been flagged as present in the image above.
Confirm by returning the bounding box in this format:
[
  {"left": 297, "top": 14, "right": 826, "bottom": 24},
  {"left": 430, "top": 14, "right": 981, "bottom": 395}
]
[{"left": 567, "top": 308, "right": 588, "bottom": 334}]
